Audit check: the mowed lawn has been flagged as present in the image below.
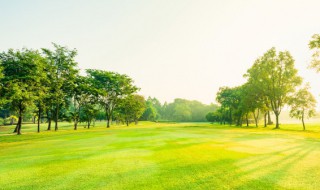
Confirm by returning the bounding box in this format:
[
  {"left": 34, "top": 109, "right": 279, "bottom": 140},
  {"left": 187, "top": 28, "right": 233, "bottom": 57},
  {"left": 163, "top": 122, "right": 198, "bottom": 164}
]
[{"left": 1, "top": 122, "right": 320, "bottom": 190}]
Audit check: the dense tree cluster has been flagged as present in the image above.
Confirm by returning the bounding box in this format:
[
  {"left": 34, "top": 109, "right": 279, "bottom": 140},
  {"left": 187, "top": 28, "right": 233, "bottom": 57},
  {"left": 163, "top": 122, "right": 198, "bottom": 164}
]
[
  {"left": 0, "top": 44, "right": 143, "bottom": 134},
  {"left": 211, "top": 46, "right": 317, "bottom": 130},
  {"left": 141, "top": 97, "right": 218, "bottom": 122},
  {"left": 0, "top": 44, "right": 218, "bottom": 135}
]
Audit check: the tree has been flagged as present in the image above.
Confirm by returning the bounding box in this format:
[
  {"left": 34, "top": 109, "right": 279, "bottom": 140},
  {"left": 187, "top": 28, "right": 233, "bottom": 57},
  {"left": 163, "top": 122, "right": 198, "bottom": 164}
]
[
  {"left": 70, "top": 76, "right": 98, "bottom": 130},
  {"left": 309, "top": 34, "right": 320, "bottom": 72},
  {"left": 141, "top": 104, "right": 158, "bottom": 121},
  {"left": 117, "top": 94, "right": 146, "bottom": 126},
  {"left": 216, "top": 86, "right": 242, "bottom": 125},
  {"left": 87, "top": 69, "right": 138, "bottom": 128},
  {"left": 0, "top": 48, "right": 46, "bottom": 135},
  {"left": 42, "top": 43, "right": 79, "bottom": 131},
  {"left": 240, "top": 82, "right": 267, "bottom": 127},
  {"left": 206, "top": 111, "right": 221, "bottom": 123},
  {"left": 245, "top": 48, "right": 302, "bottom": 129},
  {"left": 288, "top": 85, "right": 316, "bottom": 130}
]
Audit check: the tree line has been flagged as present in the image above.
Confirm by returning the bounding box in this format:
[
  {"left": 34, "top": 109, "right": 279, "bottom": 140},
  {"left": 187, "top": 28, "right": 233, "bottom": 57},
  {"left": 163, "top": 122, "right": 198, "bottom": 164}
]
[
  {"left": 207, "top": 34, "right": 320, "bottom": 130},
  {"left": 141, "top": 97, "right": 218, "bottom": 122},
  {"left": 0, "top": 44, "right": 218, "bottom": 135},
  {"left": 0, "top": 44, "right": 145, "bottom": 135}
]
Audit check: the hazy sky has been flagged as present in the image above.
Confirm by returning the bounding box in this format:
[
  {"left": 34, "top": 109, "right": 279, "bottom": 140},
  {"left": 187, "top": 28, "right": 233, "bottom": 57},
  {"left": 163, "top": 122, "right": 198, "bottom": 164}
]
[{"left": 1, "top": 0, "right": 320, "bottom": 105}]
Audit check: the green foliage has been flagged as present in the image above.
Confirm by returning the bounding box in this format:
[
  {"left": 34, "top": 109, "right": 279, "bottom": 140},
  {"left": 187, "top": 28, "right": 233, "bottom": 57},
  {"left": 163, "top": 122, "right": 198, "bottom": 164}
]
[
  {"left": 206, "top": 111, "right": 221, "bottom": 122},
  {"left": 288, "top": 85, "right": 316, "bottom": 130},
  {"left": 117, "top": 94, "right": 146, "bottom": 126},
  {"left": 87, "top": 69, "right": 138, "bottom": 127},
  {"left": 0, "top": 48, "right": 47, "bottom": 134},
  {"left": 42, "top": 43, "right": 79, "bottom": 131},
  {"left": 245, "top": 47, "right": 302, "bottom": 128},
  {"left": 309, "top": 34, "right": 320, "bottom": 72}
]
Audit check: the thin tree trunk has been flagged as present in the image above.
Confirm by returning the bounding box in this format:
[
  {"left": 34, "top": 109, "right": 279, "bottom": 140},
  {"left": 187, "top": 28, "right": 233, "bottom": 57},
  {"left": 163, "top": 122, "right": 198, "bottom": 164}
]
[
  {"left": 17, "top": 116, "right": 22, "bottom": 135},
  {"left": 37, "top": 108, "right": 41, "bottom": 133},
  {"left": 302, "top": 111, "right": 305, "bottom": 130},
  {"left": 74, "top": 121, "right": 78, "bottom": 130},
  {"left": 55, "top": 105, "right": 59, "bottom": 131},
  {"left": 275, "top": 113, "right": 280, "bottom": 129},
  {"left": 267, "top": 111, "right": 272, "bottom": 125},
  {"left": 17, "top": 108, "right": 22, "bottom": 135},
  {"left": 246, "top": 113, "right": 249, "bottom": 127},
  {"left": 264, "top": 113, "right": 267, "bottom": 127},
  {"left": 47, "top": 118, "right": 51, "bottom": 130},
  {"left": 253, "top": 109, "right": 260, "bottom": 127},
  {"left": 13, "top": 123, "right": 19, "bottom": 133}
]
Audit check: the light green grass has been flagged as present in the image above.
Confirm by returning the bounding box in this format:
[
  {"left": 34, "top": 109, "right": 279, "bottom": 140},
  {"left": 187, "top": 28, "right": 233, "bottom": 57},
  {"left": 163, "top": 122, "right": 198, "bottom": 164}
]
[{"left": 1, "top": 122, "right": 320, "bottom": 189}]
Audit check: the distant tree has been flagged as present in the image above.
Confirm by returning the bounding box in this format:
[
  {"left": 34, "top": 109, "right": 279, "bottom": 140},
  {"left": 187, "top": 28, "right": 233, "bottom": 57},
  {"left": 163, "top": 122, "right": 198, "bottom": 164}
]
[
  {"left": 216, "top": 86, "right": 242, "bottom": 125},
  {"left": 288, "top": 85, "right": 316, "bottom": 130},
  {"left": 141, "top": 104, "right": 157, "bottom": 121},
  {"left": 206, "top": 111, "right": 221, "bottom": 123},
  {"left": 173, "top": 101, "right": 192, "bottom": 122}
]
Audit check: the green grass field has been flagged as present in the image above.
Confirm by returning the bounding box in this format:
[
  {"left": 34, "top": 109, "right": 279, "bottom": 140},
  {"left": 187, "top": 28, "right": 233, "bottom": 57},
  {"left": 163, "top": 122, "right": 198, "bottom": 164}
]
[{"left": 1, "top": 122, "right": 320, "bottom": 190}]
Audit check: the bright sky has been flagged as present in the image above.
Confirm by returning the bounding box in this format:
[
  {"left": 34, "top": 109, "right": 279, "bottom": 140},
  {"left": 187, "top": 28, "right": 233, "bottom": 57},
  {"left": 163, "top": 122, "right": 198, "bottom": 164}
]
[{"left": 1, "top": 0, "right": 320, "bottom": 105}]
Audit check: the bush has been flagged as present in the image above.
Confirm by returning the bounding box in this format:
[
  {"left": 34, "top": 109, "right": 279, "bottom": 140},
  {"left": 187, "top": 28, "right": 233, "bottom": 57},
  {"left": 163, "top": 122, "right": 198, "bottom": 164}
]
[{"left": 0, "top": 118, "right": 4, "bottom": 126}]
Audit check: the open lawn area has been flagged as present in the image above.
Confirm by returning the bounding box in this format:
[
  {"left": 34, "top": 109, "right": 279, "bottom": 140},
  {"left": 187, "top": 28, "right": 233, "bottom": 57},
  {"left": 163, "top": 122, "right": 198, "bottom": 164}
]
[{"left": 1, "top": 122, "right": 320, "bottom": 190}]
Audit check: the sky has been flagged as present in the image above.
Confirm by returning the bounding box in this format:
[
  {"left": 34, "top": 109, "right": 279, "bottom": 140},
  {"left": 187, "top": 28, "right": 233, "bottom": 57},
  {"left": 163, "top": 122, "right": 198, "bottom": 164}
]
[{"left": 1, "top": 0, "right": 320, "bottom": 106}]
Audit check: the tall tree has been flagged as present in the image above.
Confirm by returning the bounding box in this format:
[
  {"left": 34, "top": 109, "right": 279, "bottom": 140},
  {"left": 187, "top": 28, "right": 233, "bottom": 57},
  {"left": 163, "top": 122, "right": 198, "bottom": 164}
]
[
  {"left": 42, "top": 44, "right": 79, "bottom": 131},
  {"left": 288, "top": 85, "right": 316, "bottom": 130},
  {"left": 87, "top": 69, "right": 138, "bottom": 128},
  {"left": 0, "top": 48, "right": 46, "bottom": 135},
  {"left": 245, "top": 48, "right": 302, "bottom": 129}
]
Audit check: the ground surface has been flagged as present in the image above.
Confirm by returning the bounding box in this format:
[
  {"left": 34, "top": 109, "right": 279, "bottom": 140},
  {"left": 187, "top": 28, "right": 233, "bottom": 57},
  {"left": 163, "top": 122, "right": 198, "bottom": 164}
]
[{"left": 1, "top": 122, "right": 320, "bottom": 190}]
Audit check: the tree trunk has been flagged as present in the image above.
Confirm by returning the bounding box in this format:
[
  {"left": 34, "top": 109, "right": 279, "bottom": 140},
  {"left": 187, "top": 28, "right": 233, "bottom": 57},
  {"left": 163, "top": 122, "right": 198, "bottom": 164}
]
[
  {"left": 47, "top": 118, "right": 51, "bottom": 130},
  {"left": 37, "top": 108, "right": 41, "bottom": 133},
  {"left": 246, "top": 113, "right": 249, "bottom": 127},
  {"left": 17, "top": 116, "right": 22, "bottom": 135},
  {"left": 253, "top": 109, "right": 259, "bottom": 127},
  {"left": 74, "top": 121, "right": 78, "bottom": 130},
  {"left": 55, "top": 105, "right": 59, "bottom": 131},
  {"left": 267, "top": 111, "right": 273, "bottom": 125},
  {"left": 13, "top": 123, "right": 19, "bottom": 133},
  {"left": 106, "top": 112, "right": 111, "bottom": 128},
  {"left": 275, "top": 113, "right": 280, "bottom": 129},
  {"left": 17, "top": 108, "right": 22, "bottom": 135},
  {"left": 87, "top": 120, "right": 91, "bottom": 129},
  {"left": 264, "top": 113, "right": 267, "bottom": 127},
  {"left": 302, "top": 111, "right": 305, "bottom": 131}
]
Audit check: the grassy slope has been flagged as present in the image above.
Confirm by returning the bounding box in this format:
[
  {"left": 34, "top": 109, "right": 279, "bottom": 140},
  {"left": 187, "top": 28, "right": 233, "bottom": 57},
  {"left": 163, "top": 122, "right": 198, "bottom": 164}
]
[{"left": 1, "top": 122, "right": 320, "bottom": 190}]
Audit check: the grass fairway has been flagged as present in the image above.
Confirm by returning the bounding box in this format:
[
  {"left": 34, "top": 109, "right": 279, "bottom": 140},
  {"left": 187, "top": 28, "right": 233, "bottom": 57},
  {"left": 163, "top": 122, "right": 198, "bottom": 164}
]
[{"left": 1, "top": 122, "right": 320, "bottom": 190}]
